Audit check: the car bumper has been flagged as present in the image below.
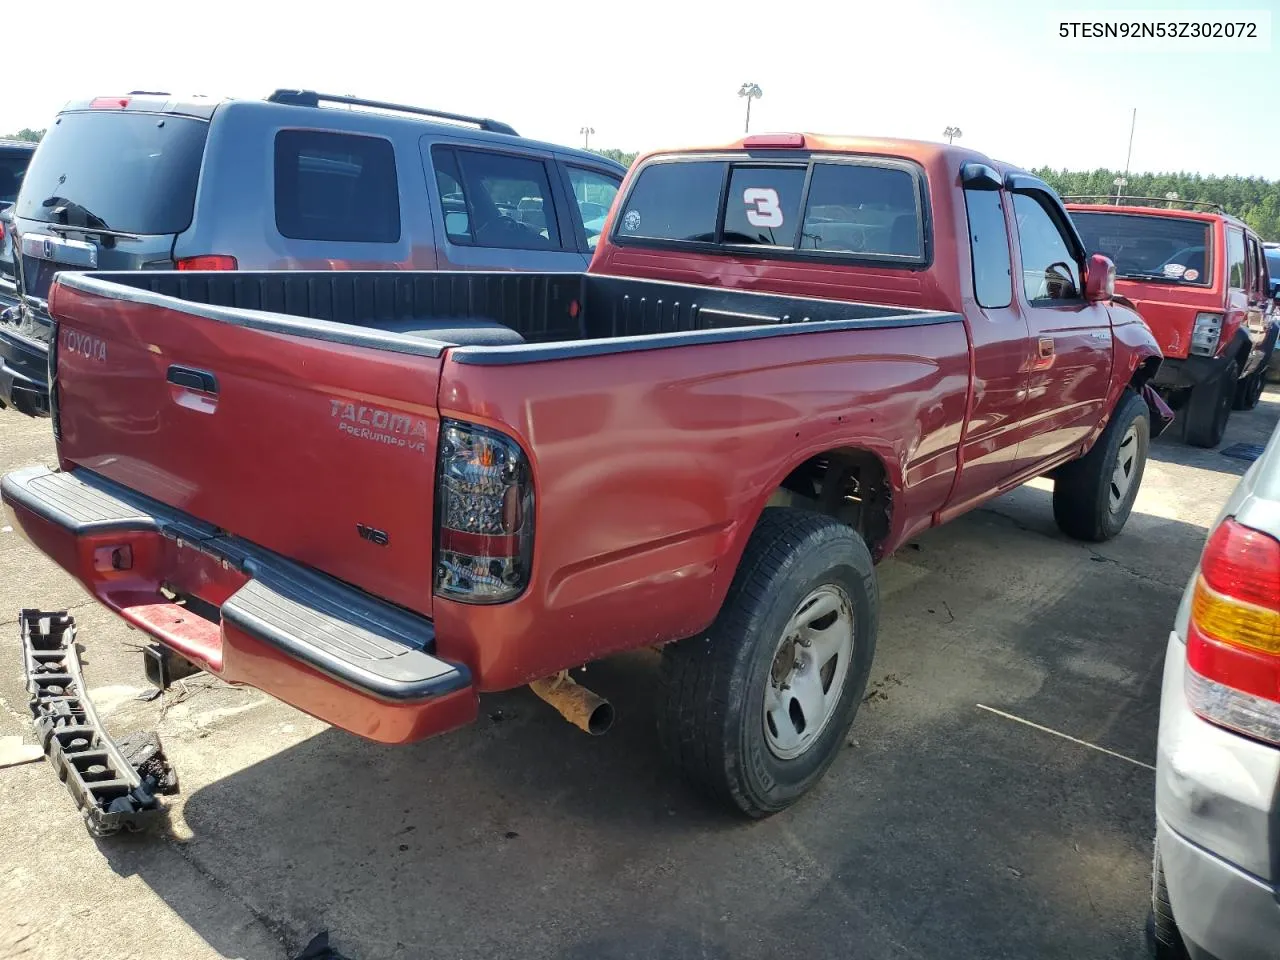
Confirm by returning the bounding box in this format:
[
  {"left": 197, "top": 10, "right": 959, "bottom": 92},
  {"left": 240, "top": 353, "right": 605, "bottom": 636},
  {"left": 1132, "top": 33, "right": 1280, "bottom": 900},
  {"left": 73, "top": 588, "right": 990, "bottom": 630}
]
[
  {"left": 0, "top": 322, "right": 50, "bottom": 417},
  {"left": 1157, "top": 630, "right": 1280, "bottom": 960},
  {"left": 1, "top": 465, "right": 478, "bottom": 744}
]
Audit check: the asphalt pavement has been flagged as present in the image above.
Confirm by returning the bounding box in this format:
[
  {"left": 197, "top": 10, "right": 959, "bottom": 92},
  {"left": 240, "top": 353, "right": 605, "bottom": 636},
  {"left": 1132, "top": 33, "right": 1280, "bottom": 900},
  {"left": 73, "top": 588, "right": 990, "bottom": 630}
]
[{"left": 2, "top": 392, "right": 1276, "bottom": 960}]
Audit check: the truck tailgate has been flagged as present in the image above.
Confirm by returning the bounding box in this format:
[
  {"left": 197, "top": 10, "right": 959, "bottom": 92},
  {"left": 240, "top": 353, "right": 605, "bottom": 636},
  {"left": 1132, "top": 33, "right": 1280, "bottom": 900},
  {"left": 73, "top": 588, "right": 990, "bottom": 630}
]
[{"left": 50, "top": 280, "right": 442, "bottom": 617}]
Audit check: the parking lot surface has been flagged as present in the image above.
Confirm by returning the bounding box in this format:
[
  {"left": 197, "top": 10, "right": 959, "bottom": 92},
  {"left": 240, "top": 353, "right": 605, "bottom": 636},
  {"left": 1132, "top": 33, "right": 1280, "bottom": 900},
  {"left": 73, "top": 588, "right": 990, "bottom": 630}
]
[{"left": 2, "top": 394, "right": 1276, "bottom": 960}]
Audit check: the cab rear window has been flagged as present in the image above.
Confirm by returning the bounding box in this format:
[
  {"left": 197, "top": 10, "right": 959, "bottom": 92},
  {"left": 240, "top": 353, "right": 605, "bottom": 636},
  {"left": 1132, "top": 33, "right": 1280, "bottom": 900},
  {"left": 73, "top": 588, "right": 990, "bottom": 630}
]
[{"left": 615, "top": 156, "right": 926, "bottom": 263}]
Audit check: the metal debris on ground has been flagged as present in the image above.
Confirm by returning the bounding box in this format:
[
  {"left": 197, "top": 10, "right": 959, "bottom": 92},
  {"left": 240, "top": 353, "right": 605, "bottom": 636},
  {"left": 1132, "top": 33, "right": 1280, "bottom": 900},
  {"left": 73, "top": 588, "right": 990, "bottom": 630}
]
[
  {"left": 19, "top": 609, "right": 176, "bottom": 836},
  {"left": 1219, "top": 442, "right": 1267, "bottom": 463}
]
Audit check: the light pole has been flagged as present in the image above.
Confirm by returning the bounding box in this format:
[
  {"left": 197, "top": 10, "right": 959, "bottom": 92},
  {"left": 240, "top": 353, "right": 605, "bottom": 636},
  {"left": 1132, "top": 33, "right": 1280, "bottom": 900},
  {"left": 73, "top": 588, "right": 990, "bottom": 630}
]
[
  {"left": 943, "top": 126, "right": 962, "bottom": 144},
  {"left": 1114, "top": 177, "right": 1128, "bottom": 205},
  {"left": 579, "top": 126, "right": 595, "bottom": 149},
  {"left": 738, "top": 83, "right": 762, "bottom": 133}
]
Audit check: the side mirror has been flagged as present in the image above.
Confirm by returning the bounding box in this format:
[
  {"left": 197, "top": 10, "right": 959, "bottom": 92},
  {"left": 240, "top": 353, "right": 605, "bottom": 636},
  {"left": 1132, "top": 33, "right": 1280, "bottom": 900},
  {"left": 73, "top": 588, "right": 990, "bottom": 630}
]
[{"left": 1085, "top": 253, "right": 1116, "bottom": 303}]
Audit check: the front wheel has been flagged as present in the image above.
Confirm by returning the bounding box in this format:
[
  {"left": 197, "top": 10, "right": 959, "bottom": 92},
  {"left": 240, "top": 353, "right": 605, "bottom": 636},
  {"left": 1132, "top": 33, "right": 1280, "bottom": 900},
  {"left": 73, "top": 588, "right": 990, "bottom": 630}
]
[
  {"left": 657, "top": 508, "right": 877, "bottom": 817},
  {"left": 1053, "top": 389, "right": 1150, "bottom": 542}
]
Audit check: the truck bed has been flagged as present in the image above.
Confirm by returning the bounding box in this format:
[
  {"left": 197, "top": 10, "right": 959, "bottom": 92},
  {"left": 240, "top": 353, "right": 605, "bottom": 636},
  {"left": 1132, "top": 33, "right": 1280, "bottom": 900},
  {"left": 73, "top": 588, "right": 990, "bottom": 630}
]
[{"left": 58, "top": 270, "right": 960, "bottom": 363}]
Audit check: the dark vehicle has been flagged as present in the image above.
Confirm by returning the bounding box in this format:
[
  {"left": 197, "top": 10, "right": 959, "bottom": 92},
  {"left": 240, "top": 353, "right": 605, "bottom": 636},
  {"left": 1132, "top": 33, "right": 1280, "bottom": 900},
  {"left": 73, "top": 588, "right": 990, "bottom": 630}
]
[
  {"left": 1069, "top": 200, "right": 1277, "bottom": 446},
  {"left": 4, "top": 136, "right": 1164, "bottom": 817},
  {"left": 0, "top": 139, "right": 37, "bottom": 302},
  {"left": 0, "top": 90, "right": 625, "bottom": 416}
]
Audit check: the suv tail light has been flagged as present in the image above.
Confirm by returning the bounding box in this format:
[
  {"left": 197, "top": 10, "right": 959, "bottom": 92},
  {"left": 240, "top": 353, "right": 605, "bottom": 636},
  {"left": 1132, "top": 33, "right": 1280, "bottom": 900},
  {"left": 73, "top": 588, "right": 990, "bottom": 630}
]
[
  {"left": 176, "top": 255, "right": 238, "bottom": 271},
  {"left": 435, "top": 420, "right": 533, "bottom": 604},
  {"left": 1185, "top": 517, "right": 1280, "bottom": 743},
  {"left": 1190, "top": 312, "right": 1223, "bottom": 356}
]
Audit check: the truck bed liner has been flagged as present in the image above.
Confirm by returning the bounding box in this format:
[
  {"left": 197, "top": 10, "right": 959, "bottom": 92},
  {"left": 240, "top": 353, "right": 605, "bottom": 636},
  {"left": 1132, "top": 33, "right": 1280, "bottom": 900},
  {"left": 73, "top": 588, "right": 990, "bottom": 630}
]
[{"left": 53, "top": 270, "right": 960, "bottom": 365}]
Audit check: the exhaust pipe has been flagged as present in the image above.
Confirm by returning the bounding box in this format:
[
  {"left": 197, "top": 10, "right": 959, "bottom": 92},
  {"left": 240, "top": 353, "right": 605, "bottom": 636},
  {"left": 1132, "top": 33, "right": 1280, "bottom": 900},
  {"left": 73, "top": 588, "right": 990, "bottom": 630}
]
[{"left": 529, "top": 671, "right": 614, "bottom": 736}]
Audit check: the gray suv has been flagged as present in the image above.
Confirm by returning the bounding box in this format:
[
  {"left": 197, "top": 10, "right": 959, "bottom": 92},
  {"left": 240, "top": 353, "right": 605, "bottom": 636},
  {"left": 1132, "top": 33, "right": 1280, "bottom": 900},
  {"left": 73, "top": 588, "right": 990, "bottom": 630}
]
[
  {"left": 0, "top": 139, "right": 37, "bottom": 302},
  {"left": 0, "top": 90, "right": 626, "bottom": 416}
]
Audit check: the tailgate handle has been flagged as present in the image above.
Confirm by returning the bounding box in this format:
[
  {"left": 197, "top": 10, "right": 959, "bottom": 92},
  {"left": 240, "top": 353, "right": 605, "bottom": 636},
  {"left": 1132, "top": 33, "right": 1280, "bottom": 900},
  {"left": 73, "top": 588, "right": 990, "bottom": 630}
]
[{"left": 166, "top": 365, "right": 218, "bottom": 394}]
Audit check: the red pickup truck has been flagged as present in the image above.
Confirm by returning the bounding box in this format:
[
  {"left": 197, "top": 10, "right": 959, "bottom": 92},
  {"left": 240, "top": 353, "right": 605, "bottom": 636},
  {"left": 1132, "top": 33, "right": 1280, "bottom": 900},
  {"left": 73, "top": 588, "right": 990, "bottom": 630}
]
[{"left": 2, "top": 136, "right": 1162, "bottom": 816}]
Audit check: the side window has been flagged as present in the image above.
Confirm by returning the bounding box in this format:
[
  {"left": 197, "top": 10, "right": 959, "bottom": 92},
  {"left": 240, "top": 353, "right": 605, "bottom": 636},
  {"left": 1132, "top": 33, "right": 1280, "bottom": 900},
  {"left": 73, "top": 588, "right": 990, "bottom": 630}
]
[
  {"left": 1247, "top": 235, "right": 1265, "bottom": 297},
  {"left": 566, "top": 167, "right": 621, "bottom": 250},
  {"left": 963, "top": 188, "right": 1012, "bottom": 309},
  {"left": 274, "top": 131, "right": 400, "bottom": 243},
  {"left": 799, "top": 163, "right": 923, "bottom": 257},
  {"left": 723, "top": 166, "right": 806, "bottom": 246},
  {"left": 1011, "top": 193, "right": 1081, "bottom": 301},
  {"left": 616, "top": 160, "right": 726, "bottom": 243},
  {"left": 432, "top": 147, "right": 561, "bottom": 251},
  {"left": 1227, "top": 228, "right": 1246, "bottom": 290}
]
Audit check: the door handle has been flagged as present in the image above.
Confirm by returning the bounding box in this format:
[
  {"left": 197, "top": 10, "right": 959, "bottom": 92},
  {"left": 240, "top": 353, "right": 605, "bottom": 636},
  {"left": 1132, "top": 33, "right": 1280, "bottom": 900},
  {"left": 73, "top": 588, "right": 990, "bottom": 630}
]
[{"left": 166, "top": 365, "right": 218, "bottom": 394}]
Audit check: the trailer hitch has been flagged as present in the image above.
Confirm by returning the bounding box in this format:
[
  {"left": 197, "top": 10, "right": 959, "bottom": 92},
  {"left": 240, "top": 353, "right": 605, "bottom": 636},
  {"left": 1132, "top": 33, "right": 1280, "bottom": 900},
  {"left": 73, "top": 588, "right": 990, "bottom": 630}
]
[{"left": 19, "top": 609, "right": 178, "bottom": 836}]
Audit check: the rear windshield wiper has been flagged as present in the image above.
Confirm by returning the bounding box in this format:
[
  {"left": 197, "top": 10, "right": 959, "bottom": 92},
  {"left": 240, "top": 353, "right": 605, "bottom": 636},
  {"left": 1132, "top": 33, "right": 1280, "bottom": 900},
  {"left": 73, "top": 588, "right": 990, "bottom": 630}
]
[{"left": 39, "top": 196, "right": 141, "bottom": 240}]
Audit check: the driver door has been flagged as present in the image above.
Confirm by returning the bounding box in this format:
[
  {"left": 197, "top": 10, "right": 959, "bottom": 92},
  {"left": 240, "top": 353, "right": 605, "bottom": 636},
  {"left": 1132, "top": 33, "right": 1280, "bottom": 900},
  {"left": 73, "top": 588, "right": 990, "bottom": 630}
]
[{"left": 1010, "top": 189, "right": 1113, "bottom": 468}]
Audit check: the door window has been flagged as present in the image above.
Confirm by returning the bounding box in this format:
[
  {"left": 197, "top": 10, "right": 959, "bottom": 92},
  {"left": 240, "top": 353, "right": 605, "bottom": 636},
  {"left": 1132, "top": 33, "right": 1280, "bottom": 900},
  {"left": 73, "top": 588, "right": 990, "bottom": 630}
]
[
  {"left": 1227, "top": 228, "right": 1246, "bottom": 290},
  {"left": 1012, "top": 193, "right": 1081, "bottom": 301},
  {"left": 963, "top": 188, "right": 1013, "bottom": 309},
  {"left": 565, "top": 166, "right": 621, "bottom": 249},
  {"left": 432, "top": 147, "right": 561, "bottom": 250}
]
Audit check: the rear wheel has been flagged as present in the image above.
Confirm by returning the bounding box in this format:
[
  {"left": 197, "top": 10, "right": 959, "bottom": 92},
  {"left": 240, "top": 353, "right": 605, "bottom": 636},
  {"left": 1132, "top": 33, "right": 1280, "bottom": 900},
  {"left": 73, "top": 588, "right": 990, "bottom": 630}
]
[
  {"left": 1184, "top": 359, "right": 1238, "bottom": 447},
  {"left": 1233, "top": 366, "right": 1266, "bottom": 411},
  {"left": 657, "top": 508, "right": 877, "bottom": 817},
  {"left": 1053, "top": 389, "right": 1150, "bottom": 542}
]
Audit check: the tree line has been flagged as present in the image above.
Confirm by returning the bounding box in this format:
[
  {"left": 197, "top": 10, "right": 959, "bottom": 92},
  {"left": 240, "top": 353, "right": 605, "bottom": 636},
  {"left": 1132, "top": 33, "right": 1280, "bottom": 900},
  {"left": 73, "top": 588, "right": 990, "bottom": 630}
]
[
  {"left": 1035, "top": 167, "right": 1280, "bottom": 241},
  {"left": 1, "top": 129, "right": 44, "bottom": 143}
]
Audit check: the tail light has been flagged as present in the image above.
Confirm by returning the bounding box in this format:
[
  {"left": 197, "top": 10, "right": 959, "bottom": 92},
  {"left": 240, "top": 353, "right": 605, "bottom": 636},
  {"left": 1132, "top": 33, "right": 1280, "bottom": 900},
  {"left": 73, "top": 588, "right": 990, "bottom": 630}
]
[
  {"left": 435, "top": 420, "right": 533, "bottom": 604},
  {"left": 175, "top": 255, "right": 238, "bottom": 271},
  {"left": 90, "top": 97, "right": 131, "bottom": 109},
  {"left": 1189, "top": 312, "right": 1223, "bottom": 356},
  {"left": 1185, "top": 517, "right": 1280, "bottom": 743}
]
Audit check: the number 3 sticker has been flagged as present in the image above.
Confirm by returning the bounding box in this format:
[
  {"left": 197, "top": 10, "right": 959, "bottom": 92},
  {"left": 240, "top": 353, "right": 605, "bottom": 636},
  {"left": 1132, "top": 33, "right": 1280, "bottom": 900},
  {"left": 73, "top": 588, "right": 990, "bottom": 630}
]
[{"left": 744, "top": 187, "right": 784, "bottom": 228}]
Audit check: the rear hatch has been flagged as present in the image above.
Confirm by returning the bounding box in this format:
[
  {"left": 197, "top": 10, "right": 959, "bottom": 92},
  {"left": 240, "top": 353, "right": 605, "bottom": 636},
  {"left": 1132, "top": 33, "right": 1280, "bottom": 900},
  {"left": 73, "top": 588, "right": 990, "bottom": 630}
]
[
  {"left": 9, "top": 105, "right": 210, "bottom": 343},
  {"left": 1071, "top": 209, "right": 1220, "bottom": 359},
  {"left": 51, "top": 279, "right": 443, "bottom": 617}
]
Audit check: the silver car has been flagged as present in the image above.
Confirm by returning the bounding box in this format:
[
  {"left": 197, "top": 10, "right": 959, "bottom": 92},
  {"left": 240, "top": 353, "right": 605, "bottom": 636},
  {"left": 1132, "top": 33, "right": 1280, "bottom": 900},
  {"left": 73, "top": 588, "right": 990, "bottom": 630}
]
[{"left": 1153, "top": 420, "right": 1280, "bottom": 959}]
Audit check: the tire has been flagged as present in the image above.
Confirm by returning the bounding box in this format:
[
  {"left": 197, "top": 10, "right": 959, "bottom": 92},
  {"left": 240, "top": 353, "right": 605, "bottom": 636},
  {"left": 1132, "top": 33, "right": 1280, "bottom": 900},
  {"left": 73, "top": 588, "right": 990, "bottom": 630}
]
[
  {"left": 1183, "top": 359, "right": 1238, "bottom": 448},
  {"left": 1233, "top": 367, "right": 1266, "bottom": 411},
  {"left": 1053, "top": 389, "right": 1150, "bottom": 542},
  {"left": 657, "top": 508, "right": 877, "bottom": 817},
  {"left": 1149, "top": 834, "right": 1190, "bottom": 959}
]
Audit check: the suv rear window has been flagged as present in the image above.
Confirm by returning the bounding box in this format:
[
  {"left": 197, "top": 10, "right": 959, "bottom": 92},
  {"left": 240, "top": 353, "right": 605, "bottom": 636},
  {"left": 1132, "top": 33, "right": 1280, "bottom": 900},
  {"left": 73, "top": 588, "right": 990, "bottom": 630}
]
[
  {"left": 1071, "top": 212, "right": 1212, "bottom": 285},
  {"left": 616, "top": 156, "right": 926, "bottom": 262},
  {"left": 16, "top": 112, "right": 208, "bottom": 235},
  {"left": 275, "top": 131, "right": 400, "bottom": 243}
]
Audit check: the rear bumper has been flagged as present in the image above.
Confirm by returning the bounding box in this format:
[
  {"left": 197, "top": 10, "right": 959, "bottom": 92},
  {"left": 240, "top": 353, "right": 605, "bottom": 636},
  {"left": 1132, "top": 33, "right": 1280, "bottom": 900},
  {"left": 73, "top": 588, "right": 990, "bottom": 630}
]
[
  {"left": 1158, "top": 816, "right": 1280, "bottom": 960},
  {"left": 1153, "top": 327, "right": 1269, "bottom": 391},
  {"left": 0, "top": 322, "right": 50, "bottom": 417},
  {"left": 1157, "top": 630, "right": 1280, "bottom": 959},
  {"left": 0, "top": 465, "right": 477, "bottom": 744}
]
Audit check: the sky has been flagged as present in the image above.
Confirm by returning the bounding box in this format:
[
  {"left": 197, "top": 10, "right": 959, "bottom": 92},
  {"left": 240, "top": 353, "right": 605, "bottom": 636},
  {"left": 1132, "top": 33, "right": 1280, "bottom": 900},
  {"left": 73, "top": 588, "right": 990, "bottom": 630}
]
[{"left": 3, "top": 0, "right": 1277, "bottom": 178}]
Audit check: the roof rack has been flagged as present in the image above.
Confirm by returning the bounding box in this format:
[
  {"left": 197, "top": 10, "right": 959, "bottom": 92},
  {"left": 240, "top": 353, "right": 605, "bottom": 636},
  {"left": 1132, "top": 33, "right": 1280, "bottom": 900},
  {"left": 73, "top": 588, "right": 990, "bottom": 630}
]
[
  {"left": 266, "top": 90, "right": 518, "bottom": 137},
  {"left": 1063, "top": 195, "right": 1227, "bottom": 215}
]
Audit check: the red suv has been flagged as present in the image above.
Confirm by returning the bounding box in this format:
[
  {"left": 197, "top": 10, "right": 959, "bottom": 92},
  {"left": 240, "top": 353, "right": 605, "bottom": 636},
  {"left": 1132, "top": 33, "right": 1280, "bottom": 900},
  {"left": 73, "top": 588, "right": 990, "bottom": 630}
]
[{"left": 1068, "top": 200, "right": 1276, "bottom": 447}]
